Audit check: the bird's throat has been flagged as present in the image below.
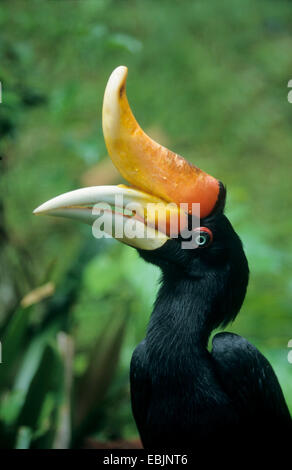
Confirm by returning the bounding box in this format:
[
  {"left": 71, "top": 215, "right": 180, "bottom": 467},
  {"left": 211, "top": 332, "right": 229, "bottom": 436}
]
[{"left": 146, "top": 275, "right": 214, "bottom": 370}]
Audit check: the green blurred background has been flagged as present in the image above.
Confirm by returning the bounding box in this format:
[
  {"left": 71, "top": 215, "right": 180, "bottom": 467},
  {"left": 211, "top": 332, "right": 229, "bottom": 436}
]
[{"left": 0, "top": 0, "right": 291, "bottom": 449}]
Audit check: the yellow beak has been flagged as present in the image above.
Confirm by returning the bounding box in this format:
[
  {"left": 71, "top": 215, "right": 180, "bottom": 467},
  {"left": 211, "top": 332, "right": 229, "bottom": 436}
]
[{"left": 34, "top": 66, "right": 219, "bottom": 250}]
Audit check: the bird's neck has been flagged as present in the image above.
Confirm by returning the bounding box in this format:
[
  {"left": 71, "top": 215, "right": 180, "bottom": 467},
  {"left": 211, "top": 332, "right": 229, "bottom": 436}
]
[{"left": 146, "top": 274, "right": 214, "bottom": 361}]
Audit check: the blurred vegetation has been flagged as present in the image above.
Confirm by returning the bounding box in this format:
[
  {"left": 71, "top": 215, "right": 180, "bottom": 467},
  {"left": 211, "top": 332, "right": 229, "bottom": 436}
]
[{"left": 0, "top": 0, "right": 291, "bottom": 448}]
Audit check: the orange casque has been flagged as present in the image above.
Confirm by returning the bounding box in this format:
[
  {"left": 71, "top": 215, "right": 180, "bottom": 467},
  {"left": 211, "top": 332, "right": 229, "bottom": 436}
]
[{"left": 102, "top": 66, "right": 220, "bottom": 226}]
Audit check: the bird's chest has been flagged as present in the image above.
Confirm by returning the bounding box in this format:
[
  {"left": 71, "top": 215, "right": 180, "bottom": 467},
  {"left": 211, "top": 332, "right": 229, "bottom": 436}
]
[{"left": 144, "top": 357, "right": 234, "bottom": 446}]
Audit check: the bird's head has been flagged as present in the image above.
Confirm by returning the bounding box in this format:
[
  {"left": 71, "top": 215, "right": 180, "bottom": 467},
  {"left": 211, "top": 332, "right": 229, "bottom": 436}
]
[
  {"left": 139, "top": 199, "right": 249, "bottom": 328},
  {"left": 34, "top": 66, "right": 249, "bottom": 326}
]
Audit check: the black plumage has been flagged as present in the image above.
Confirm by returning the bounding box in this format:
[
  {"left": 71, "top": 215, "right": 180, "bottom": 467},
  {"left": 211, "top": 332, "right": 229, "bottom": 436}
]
[{"left": 130, "top": 189, "right": 291, "bottom": 454}]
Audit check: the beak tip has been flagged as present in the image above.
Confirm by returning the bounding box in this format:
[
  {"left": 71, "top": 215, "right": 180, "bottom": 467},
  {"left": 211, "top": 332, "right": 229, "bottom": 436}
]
[{"left": 33, "top": 205, "right": 45, "bottom": 215}]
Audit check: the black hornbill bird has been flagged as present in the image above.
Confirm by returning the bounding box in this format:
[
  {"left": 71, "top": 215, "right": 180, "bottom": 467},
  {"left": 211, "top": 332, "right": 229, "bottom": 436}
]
[{"left": 34, "top": 66, "right": 291, "bottom": 453}]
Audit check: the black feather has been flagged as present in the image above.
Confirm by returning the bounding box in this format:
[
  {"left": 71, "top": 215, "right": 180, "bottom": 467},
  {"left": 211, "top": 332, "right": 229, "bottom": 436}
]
[{"left": 130, "top": 187, "right": 291, "bottom": 456}]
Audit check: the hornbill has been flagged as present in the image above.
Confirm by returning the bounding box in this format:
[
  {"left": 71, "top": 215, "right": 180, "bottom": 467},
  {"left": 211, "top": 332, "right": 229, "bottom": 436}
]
[{"left": 34, "top": 66, "right": 291, "bottom": 453}]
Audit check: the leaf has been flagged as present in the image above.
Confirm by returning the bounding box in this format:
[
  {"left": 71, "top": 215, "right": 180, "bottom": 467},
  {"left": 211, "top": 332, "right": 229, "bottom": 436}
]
[
  {"left": 20, "top": 282, "right": 55, "bottom": 308},
  {"left": 0, "top": 306, "right": 31, "bottom": 387},
  {"left": 53, "top": 332, "right": 74, "bottom": 449},
  {"left": 0, "top": 390, "right": 25, "bottom": 426},
  {"left": 75, "top": 310, "right": 129, "bottom": 435},
  {"left": 4, "top": 327, "right": 58, "bottom": 426},
  {"left": 15, "top": 426, "right": 32, "bottom": 449},
  {"left": 107, "top": 33, "right": 142, "bottom": 54},
  {"left": 13, "top": 330, "right": 51, "bottom": 395},
  {"left": 17, "top": 344, "right": 64, "bottom": 436}
]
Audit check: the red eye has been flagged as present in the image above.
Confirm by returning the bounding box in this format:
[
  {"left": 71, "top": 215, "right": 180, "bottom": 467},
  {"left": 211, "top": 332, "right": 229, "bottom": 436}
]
[{"left": 193, "top": 227, "right": 213, "bottom": 248}]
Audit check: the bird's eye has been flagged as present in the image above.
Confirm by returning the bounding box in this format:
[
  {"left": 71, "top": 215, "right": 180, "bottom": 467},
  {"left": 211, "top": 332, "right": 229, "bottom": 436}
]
[{"left": 193, "top": 227, "right": 213, "bottom": 248}]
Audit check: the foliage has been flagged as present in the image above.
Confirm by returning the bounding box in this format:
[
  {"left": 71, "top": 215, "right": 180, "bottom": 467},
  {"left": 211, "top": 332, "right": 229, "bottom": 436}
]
[{"left": 0, "top": 0, "right": 291, "bottom": 447}]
